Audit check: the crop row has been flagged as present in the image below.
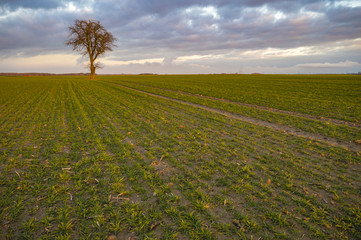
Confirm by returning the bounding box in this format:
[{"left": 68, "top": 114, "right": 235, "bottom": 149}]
[
  {"left": 100, "top": 77, "right": 361, "bottom": 147},
  {"left": 0, "top": 76, "right": 360, "bottom": 239},
  {"left": 99, "top": 74, "right": 361, "bottom": 122}
]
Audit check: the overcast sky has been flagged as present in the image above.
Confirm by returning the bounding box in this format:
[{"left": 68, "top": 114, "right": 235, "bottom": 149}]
[{"left": 0, "top": 0, "right": 360, "bottom": 74}]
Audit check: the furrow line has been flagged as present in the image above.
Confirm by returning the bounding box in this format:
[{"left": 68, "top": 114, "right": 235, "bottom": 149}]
[
  {"left": 119, "top": 81, "right": 361, "bottom": 129},
  {"left": 104, "top": 81, "right": 361, "bottom": 153}
]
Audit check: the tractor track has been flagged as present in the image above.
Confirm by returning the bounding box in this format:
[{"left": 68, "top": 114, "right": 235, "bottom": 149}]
[
  {"left": 103, "top": 81, "right": 361, "bottom": 153},
  {"left": 118, "top": 81, "right": 361, "bottom": 129}
]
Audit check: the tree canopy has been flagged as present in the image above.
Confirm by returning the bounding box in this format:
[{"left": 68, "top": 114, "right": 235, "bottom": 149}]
[{"left": 66, "top": 19, "right": 116, "bottom": 79}]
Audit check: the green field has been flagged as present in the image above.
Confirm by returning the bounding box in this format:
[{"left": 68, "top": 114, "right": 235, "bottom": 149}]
[{"left": 0, "top": 75, "right": 360, "bottom": 239}]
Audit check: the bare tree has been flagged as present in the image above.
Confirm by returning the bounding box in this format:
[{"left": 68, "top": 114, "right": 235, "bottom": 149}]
[{"left": 66, "top": 19, "right": 116, "bottom": 79}]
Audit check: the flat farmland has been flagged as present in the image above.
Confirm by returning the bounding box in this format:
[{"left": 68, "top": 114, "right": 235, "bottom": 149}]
[{"left": 0, "top": 75, "right": 360, "bottom": 239}]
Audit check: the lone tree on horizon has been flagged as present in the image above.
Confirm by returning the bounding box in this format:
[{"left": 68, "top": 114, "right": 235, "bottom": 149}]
[{"left": 66, "top": 19, "right": 116, "bottom": 79}]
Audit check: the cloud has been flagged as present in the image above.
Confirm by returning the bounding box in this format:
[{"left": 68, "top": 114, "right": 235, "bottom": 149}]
[
  {"left": 95, "top": 0, "right": 361, "bottom": 53},
  {"left": 102, "top": 57, "right": 164, "bottom": 66},
  {"left": 162, "top": 56, "right": 177, "bottom": 66},
  {"left": 0, "top": 53, "right": 80, "bottom": 73},
  {"left": 0, "top": 0, "right": 361, "bottom": 74},
  {"left": 295, "top": 60, "right": 360, "bottom": 68},
  {"left": 0, "top": 0, "right": 65, "bottom": 12},
  {"left": 2, "top": 0, "right": 361, "bottom": 53}
]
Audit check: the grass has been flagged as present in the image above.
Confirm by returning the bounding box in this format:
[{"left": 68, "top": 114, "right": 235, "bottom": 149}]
[{"left": 0, "top": 75, "right": 360, "bottom": 239}]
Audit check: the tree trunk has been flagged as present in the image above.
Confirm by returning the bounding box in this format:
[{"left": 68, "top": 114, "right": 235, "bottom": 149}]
[{"left": 90, "top": 62, "right": 96, "bottom": 79}]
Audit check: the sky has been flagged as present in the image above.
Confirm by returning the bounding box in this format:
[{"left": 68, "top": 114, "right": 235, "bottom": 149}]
[{"left": 0, "top": 0, "right": 360, "bottom": 74}]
